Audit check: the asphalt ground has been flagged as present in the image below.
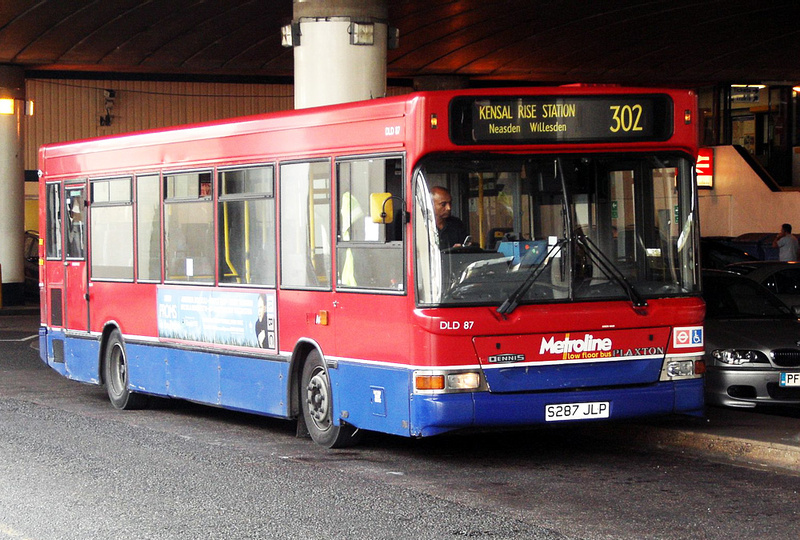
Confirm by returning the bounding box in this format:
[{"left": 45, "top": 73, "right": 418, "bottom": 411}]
[{"left": 3, "top": 304, "right": 798, "bottom": 475}]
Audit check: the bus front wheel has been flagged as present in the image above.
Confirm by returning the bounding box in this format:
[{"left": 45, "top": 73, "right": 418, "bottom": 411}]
[
  {"left": 300, "top": 350, "right": 361, "bottom": 448},
  {"left": 103, "top": 329, "right": 148, "bottom": 410}
]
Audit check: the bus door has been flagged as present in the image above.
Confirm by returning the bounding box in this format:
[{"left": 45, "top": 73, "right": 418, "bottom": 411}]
[
  {"left": 63, "top": 184, "right": 89, "bottom": 332},
  {"left": 333, "top": 155, "right": 409, "bottom": 383},
  {"left": 44, "top": 182, "right": 64, "bottom": 331}
]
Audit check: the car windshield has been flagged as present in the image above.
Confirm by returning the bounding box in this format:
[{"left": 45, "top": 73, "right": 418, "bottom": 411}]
[
  {"left": 414, "top": 153, "right": 699, "bottom": 308},
  {"left": 703, "top": 273, "right": 793, "bottom": 320}
]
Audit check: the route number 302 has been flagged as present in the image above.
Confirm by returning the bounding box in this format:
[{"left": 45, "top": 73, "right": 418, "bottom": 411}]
[{"left": 609, "top": 104, "right": 644, "bottom": 133}]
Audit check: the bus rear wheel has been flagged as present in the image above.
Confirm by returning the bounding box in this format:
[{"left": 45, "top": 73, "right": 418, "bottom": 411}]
[
  {"left": 300, "top": 350, "right": 361, "bottom": 448},
  {"left": 103, "top": 329, "right": 148, "bottom": 410}
]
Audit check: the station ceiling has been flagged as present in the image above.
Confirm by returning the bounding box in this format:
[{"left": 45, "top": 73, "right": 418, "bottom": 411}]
[{"left": 2, "top": 0, "right": 799, "bottom": 87}]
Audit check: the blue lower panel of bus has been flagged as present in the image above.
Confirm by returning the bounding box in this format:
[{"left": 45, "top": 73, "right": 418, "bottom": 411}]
[
  {"left": 218, "top": 356, "right": 289, "bottom": 417},
  {"left": 41, "top": 330, "right": 102, "bottom": 384},
  {"left": 329, "top": 361, "right": 412, "bottom": 437},
  {"left": 329, "top": 361, "right": 703, "bottom": 439},
  {"left": 127, "top": 341, "right": 290, "bottom": 418},
  {"left": 409, "top": 379, "right": 704, "bottom": 437},
  {"left": 41, "top": 331, "right": 290, "bottom": 419},
  {"left": 40, "top": 329, "right": 703, "bottom": 440}
]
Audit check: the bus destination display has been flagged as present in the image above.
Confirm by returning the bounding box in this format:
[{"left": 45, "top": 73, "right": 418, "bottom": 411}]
[{"left": 450, "top": 95, "right": 673, "bottom": 145}]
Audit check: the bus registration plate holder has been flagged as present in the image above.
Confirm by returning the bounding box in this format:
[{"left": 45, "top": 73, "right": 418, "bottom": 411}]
[{"left": 545, "top": 402, "right": 610, "bottom": 422}]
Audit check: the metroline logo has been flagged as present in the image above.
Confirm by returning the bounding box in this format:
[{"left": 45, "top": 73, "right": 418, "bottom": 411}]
[{"left": 539, "top": 334, "right": 613, "bottom": 355}]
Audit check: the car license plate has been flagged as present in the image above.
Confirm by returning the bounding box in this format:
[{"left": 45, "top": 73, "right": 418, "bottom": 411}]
[
  {"left": 780, "top": 372, "right": 800, "bottom": 387},
  {"left": 545, "top": 401, "right": 610, "bottom": 422}
]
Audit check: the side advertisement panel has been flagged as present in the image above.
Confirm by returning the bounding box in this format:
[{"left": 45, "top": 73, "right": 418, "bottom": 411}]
[{"left": 157, "top": 286, "right": 278, "bottom": 353}]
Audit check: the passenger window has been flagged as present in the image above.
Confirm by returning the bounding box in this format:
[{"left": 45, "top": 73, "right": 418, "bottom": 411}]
[
  {"left": 164, "top": 171, "right": 214, "bottom": 283},
  {"left": 280, "top": 161, "right": 331, "bottom": 289},
  {"left": 136, "top": 174, "right": 161, "bottom": 282},
  {"left": 45, "top": 183, "right": 62, "bottom": 259},
  {"left": 90, "top": 177, "right": 133, "bottom": 280},
  {"left": 336, "top": 156, "right": 404, "bottom": 290},
  {"left": 65, "top": 186, "right": 87, "bottom": 260},
  {"left": 218, "top": 166, "right": 276, "bottom": 287}
]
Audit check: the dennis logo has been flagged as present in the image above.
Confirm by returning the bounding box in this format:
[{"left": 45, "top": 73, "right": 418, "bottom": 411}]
[{"left": 487, "top": 353, "right": 525, "bottom": 364}]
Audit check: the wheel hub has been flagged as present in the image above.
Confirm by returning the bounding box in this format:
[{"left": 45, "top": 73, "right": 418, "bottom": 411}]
[{"left": 306, "top": 369, "right": 330, "bottom": 428}]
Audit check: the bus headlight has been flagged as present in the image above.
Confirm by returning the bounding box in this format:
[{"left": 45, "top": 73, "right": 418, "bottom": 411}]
[
  {"left": 659, "top": 355, "right": 704, "bottom": 381},
  {"left": 447, "top": 372, "right": 482, "bottom": 390},
  {"left": 414, "top": 370, "right": 486, "bottom": 394}
]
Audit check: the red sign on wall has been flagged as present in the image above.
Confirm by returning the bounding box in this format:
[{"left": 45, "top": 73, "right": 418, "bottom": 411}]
[{"left": 697, "top": 147, "right": 714, "bottom": 188}]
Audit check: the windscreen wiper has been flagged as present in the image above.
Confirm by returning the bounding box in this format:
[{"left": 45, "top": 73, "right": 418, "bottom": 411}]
[
  {"left": 497, "top": 239, "right": 567, "bottom": 316},
  {"left": 575, "top": 234, "right": 648, "bottom": 314}
]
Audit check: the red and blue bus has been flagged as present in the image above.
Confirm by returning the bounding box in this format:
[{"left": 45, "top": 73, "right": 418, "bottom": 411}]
[{"left": 38, "top": 87, "right": 705, "bottom": 447}]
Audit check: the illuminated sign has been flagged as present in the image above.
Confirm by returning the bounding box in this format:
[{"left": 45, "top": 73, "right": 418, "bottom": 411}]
[
  {"left": 696, "top": 147, "right": 714, "bottom": 188},
  {"left": 449, "top": 94, "right": 673, "bottom": 144}
]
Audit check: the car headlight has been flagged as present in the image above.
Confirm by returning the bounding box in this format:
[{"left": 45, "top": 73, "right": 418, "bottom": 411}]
[{"left": 711, "top": 349, "right": 767, "bottom": 365}]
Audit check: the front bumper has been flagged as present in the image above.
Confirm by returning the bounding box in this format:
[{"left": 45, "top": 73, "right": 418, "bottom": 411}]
[
  {"left": 705, "top": 367, "right": 800, "bottom": 408},
  {"left": 410, "top": 378, "right": 705, "bottom": 437}
]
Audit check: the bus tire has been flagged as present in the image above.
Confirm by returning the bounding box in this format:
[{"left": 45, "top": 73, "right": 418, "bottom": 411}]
[
  {"left": 103, "top": 329, "right": 148, "bottom": 410},
  {"left": 300, "top": 350, "right": 361, "bottom": 448}
]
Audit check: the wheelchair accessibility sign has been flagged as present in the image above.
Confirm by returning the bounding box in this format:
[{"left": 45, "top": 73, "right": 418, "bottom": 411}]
[{"left": 673, "top": 326, "right": 703, "bottom": 348}]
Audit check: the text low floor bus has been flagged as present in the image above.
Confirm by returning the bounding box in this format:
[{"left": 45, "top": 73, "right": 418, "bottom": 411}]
[{"left": 39, "top": 86, "right": 706, "bottom": 447}]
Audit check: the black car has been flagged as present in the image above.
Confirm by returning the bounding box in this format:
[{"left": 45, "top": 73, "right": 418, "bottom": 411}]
[
  {"left": 724, "top": 261, "right": 800, "bottom": 308},
  {"left": 700, "top": 237, "right": 758, "bottom": 269}
]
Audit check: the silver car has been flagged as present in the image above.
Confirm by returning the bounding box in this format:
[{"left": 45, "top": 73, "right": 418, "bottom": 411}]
[{"left": 702, "top": 270, "right": 800, "bottom": 408}]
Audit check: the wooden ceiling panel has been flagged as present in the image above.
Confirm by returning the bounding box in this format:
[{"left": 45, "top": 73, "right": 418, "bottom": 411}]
[{"left": 0, "top": 0, "right": 797, "bottom": 85}]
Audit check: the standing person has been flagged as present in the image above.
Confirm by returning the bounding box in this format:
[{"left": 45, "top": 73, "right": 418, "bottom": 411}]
[
  {"left": 431, "top": 186, "right": 469, "bottom": 248},
  {"left": 772, "top": 223, "right": 799, "bottom": 261}
]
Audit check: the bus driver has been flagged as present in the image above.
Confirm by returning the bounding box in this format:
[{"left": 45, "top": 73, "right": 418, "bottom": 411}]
[{"left": 431, "top": 186, "right": 469, "bottom": 248}]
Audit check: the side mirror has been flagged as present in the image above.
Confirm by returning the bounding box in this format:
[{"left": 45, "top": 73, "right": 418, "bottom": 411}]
[{"left": 370, "top": 192, "right": 393, "bottom": 224}]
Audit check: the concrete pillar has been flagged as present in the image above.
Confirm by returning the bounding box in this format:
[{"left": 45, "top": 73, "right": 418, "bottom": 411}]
[
  {"left": 0, "top": 65, "right": 25, "bottom": 305},
  {"left": 288, "top": 0, "right": 390, "bottom": 109}
]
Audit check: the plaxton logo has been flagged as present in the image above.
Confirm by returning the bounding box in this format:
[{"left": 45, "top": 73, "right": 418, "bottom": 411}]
[{"left": 540, "top": 333, "right": 614, "bottom": 361}]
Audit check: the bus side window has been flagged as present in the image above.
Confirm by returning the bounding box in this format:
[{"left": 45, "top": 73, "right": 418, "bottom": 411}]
[
  {"left": 336, "top": 156, "right": 404, "bottom": 291},
  {"left": 91, "top": 177, "right": 133, "bottom": 280},
  {"left": 218, "top": 166, "right": 276, "bottom": 287},
  {"left": 164, "top": 171, "right": 214, "bottom": 283},
  {"left": 136, "top": 174, "right": 161, "bottom": 282},
  {"left": 65, "top": 187, "right": 86, "bottom": 259},
  {"left": 280, "top": 161, "right": 332, "bottom": 289},
  {"left": 45, "top": 183, "right": 62, "bottom": 259}
]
